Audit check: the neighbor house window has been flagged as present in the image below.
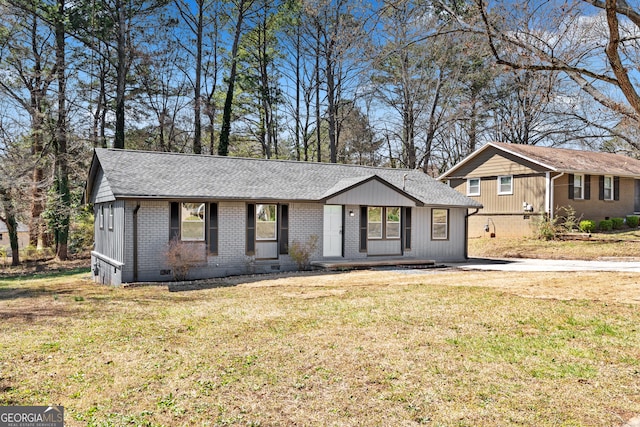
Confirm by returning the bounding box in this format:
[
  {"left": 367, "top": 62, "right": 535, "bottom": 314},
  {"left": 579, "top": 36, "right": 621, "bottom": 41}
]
[
  {"left": 467, "top": 178, "right": 480, "bottom": 196},
  {"left": 574, "top": 174, "right": 584, "bottom": 199},
  {"left": 603, "top": 175, "right": 613, "bottom": 200},
  {"left": 256, "top": 204, "right": 277, "bottom": 240},
  {"left": 108, "top": 204, "right": 114, "bottom": 230},
  {"left": 368, "top": 207, "right": 383, "bottom": 239},
  {"left": 0, "top": 233, "right": 3, "bottom": 240},
  {"left": 99, "top": 205, "right": 104, "bottom": 229},
  {"left": 181, "top": 202, "right": 205, "bottom": 241},
  {"left": 386, "top": 207, "right": 401, "bottom": 239},
  {"left": 432, "top": 209, "right": 449, "bottom": 240},
  {"left": 497, "top": 175, "right": 513, "bottom": 195}
]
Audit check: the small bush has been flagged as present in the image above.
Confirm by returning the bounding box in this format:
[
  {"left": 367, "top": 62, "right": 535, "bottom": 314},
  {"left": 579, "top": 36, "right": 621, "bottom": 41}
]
[
  {"left": 626, "top": 215, "right": 639, "bottom": 228},
  {"left": 533, "top": 216, "right": 558, "bottom": 240},
  {"left": 599, "top": 219, "right": 613, "bottom": 231},
  {"left": 555, "top": 205, "right": 581, "bottom": 233},
  {"left": 579, "top": 220, "right": 596, "bottom": 233},
  {"left": 611, "top": 217, "right": 625, "bottom": 230},
  {"left": 163, "top": 238, "right": 204, "bottom": 281},
  {"left": 289, "top": 235, "right": 319, "bottom": 270}
]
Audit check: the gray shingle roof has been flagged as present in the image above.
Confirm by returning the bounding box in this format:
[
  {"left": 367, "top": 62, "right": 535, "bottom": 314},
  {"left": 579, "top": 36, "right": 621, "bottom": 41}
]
[{"left": 89, "top": 149, "right": 481, "bottom": 208}]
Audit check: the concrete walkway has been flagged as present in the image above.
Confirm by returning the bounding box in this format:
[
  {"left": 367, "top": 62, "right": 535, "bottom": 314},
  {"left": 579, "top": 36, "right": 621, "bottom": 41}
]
[{"left": 448, "top": 257, "right": 640, "bottom": 273}]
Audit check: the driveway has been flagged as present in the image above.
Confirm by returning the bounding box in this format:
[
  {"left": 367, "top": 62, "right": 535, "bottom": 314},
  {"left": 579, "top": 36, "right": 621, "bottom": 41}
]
[{"left": 449, "top": 257, "right": 640, "bottom": 273}]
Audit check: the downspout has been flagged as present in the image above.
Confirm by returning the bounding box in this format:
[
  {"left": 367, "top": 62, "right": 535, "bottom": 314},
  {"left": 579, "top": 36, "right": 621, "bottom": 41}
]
[
  {"left": 549, "top": 172, "right": 565, "bottom": 220},
  {"left": 464, "top": 208, "right": 480, "bottom": 259},
  {"left": 133, "top": 203, "right": 141, "bottom": 282}
]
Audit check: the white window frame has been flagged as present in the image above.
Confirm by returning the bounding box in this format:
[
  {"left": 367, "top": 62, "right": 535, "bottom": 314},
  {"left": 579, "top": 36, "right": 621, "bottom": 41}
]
[
  {"left": 181, "top": 202, "right": 206, "bottom": 241},
  {"left": 432, "top": 209, "right": 449, "bottom": 240},
  {"left": 574, "top": 174, "right": 584, "bottom": 199},
  {"left": 467, "top": 178, "right": 480, "bottom": 196},
  {"left": 108, "top": 204, "right": 114, "bottom": 230},
  {"left": 367, "top": 206, "right": 383, "bottom": 239},
  {"left": 603, "top": 175, "right": 614, "bottom": 200},
  {"left": 497, "top": 175, "right": 513, "bottom": 195},
  {"left": 99, "top": 205, "right": 105, "bottom": 229},
  {"left": 385, "top": 207, "right": 401, "bottom": 240},
  {"left": 256, "top": 204, "right": 277, "bottom": 241}
]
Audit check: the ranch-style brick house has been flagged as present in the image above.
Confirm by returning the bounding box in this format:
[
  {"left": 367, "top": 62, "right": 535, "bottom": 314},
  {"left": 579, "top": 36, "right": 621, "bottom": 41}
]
[
  {"left": 439, "top": 142, "right": 640, "bottom": 238},
  {"left": 85, "top": 149, "right": 482, "bottom": 285}
]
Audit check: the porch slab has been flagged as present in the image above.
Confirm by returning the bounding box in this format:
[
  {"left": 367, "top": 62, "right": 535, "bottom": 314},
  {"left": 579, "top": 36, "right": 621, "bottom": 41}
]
[{"left": 311, "top": 257, "right": 436, "bottom": 270}]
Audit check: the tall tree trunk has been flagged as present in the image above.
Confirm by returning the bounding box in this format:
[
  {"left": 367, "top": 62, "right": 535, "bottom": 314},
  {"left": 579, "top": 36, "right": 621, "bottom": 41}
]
[
  {"left": 28, "top": 12, "right": 46, "bottom": 248},
  {"left": 54, "top": 0, "right": 70, "bottom": 261},
  {"left": 219, "top": 0, "right": 248, "bottom": 156},
  {"left": 193, "top": 0, "right": 203, "bottom": 154},
  {"left": 315, "top": 22, "right": 321, "bottom": 163},
  {"left": 0, "top": 187, "right": 20, "bottom": 267},
  {"left": 295, "top": 21, "right": 301, "bottom": 161},
  {"left": 114, "top": 0, "right": 127, "bottom": 149}
]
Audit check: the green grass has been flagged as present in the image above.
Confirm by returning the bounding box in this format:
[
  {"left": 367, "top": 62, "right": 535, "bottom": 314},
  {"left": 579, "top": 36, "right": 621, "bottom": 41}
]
[{"left": 1, "top": 269, "right": 639, "bottom": 426}]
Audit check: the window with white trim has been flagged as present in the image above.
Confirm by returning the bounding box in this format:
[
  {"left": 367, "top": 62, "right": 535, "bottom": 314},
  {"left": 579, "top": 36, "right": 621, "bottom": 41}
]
[
  {"left": 367, "top": 207, "right": 383, "bottom": 239},
  {"left": 181, "top": 202, "right": 206, "bottom": 241},
  {"left": 497, "top": 175, "right": 513, "bottom": 195},
  {"left": 603, "top": 175, "right": 613, "bottom": 200},
  {"left": 367, "top": 207, "right": 400, "bottom": 240},
  {"left": 432, "top": 209, "right": 449, "bottom": 240},
  {"left": 256, "top": 204, "right": 277, "bottom": 241},
  {"left": 574, "top": 174, "right": 584, "bottom": 199},
  {"left": 108, "top": 204, "right": 114, "bottom": 230},
  {"left": 99, "top": 205, "right": 104, "bottom": 229},
  {"left": 467, "top": 178, "right": 480, "bottom": 196},
  {"left": 386, "top": 207, "right": 401, "bottom": 239}
]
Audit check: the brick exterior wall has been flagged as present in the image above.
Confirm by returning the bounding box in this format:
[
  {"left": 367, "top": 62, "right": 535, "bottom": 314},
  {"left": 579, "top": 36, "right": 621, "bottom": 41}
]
[{"left": 94, "top": 199, "right": 469, "bottom": 285}]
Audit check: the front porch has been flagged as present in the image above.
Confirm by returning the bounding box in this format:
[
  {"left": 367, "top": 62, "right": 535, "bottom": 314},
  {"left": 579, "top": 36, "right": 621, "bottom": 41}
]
[{"left": 311, "top": 257, "right": 437, "bottom": 270}]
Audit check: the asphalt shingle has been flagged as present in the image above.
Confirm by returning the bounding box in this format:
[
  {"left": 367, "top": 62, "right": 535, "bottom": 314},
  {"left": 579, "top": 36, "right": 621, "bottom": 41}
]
[{"left": 91, "top": 149, "right": 481, "bottom": 208}]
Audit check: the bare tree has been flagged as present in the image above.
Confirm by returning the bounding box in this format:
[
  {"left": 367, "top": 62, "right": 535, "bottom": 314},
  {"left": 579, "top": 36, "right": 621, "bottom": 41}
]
[
  {"left": 219, "top": 0, "right": 256, "bottom": 156},
  {"left": 461, "top": 0, "right": 640, "bottom": 149}
]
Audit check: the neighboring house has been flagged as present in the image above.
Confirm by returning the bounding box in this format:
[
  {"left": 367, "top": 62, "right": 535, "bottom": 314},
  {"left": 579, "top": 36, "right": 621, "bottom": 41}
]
[
  {"left": 0, "top": 221, "right": 29, "bottom": 255},
  {"left": 439, "top": 142, "right": 640, "bottom": 238},
  {"left": 84, "top": 149, "right": 482, "bottom": 285}
]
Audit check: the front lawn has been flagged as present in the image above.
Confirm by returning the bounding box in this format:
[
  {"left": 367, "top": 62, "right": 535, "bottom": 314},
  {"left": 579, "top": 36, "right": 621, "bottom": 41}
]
[
  {"left": 1, "top": 269, "right": 639, "bottom": 426},
  {"left": 469, "top": 229, "right": 640, "bottom": 260}
]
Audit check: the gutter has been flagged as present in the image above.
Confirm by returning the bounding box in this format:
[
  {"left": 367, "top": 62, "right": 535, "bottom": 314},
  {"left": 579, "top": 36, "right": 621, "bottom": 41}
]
[
  {"left": 464, "top": 208, "right": 480, "bottom": 259},
  {"left": 133, "top": 203, "right": 141, "bottom": 282},
  {"left": 549, "top": 172, "right": 565, "bottom": 220}
]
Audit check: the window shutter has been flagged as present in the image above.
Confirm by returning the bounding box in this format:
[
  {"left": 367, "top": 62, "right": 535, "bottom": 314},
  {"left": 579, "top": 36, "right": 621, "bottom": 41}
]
[
  {"left": 209, "top": 203, "right": 218, "bottom": 255},
  {"left": 246, "top": 204, "right": 255, "bottom": 255},
  {"left": 359, "top": 206, "right": 367, "bottom": 252},
  {"left": 568, "top": 174, "right": 574, "bottom": 200},
  {"left": 614, "top": 176, "right": 620, "bottom": 200},
  {"left": 584, "top": 175, "right": 591, "bottom": 200},
  {"left": 170, "top": 202, "right": 180, "bottom": 240},
  {"left": 279, "top": 204, "right": 289, "bottom": 255},
  {"left": 599, "top": 176, "right": 605, "bottom": 200},
  {"left": 403, "top": 207, "right": 412, "bottom": 251}
]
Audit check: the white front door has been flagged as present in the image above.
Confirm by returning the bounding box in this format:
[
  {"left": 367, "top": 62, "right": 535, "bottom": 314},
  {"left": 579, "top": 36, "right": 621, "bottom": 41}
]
[{"left": 323, "top": 205, "right": 343, "bottom": 257}]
